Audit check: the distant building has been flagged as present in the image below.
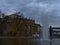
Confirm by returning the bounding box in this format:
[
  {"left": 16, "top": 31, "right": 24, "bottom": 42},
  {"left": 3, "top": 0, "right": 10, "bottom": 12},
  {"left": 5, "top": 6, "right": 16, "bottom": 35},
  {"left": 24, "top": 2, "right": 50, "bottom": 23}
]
[
  {"left": 0, "top": 12, "right": 41, "bottom": 37},
  {"left": 49, "top": 26, "right": 60, "bottom": 39}
]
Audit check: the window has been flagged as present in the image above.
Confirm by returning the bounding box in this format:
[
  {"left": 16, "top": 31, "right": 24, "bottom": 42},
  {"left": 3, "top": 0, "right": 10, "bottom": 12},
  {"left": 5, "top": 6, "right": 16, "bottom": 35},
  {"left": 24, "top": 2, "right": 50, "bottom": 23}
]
[
  {"left": 3, "top": 22, "right": 8, "bottom": 30},
  {"left": 24, "top": 25, "right": 28, "bottom": 30}
]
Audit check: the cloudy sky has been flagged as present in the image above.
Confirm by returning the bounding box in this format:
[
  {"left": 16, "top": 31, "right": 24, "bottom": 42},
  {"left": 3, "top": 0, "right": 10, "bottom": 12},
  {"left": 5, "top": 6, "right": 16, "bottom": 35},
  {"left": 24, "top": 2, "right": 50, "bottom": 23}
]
[{"left": 0, "top": 0, "right": 60, "bottom": 26}]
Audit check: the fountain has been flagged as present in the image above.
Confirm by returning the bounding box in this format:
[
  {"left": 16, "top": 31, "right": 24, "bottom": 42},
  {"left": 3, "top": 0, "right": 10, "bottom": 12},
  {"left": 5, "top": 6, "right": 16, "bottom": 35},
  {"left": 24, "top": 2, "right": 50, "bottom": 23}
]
[
  {"left": 33, "top": 12, "right": 50, "bottom": 45},
  {"left": 40, "top": 12, "right": 50, "bottom": 45}
]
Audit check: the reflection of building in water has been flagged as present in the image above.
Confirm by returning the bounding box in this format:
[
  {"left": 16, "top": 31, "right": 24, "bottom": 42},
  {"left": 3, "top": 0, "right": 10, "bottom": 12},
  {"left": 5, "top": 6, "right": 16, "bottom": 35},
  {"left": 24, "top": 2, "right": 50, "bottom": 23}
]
[{"left": 0, "top": 11, "right": 41, "bottom": 37}]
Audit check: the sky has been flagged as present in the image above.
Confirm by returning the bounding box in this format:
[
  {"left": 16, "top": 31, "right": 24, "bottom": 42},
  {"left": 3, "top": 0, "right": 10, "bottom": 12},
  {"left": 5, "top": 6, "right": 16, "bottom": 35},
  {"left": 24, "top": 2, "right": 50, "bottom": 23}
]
[{"left": 0, "top": 0, "right": 60, "bottom": 26}]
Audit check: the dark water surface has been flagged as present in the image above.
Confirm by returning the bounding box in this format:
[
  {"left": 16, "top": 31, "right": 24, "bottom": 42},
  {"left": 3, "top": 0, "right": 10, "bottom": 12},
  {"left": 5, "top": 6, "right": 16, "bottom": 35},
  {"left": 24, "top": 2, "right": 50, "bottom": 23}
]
[{"left": 0, "top": 37, "right": 38, "bottom": 45}]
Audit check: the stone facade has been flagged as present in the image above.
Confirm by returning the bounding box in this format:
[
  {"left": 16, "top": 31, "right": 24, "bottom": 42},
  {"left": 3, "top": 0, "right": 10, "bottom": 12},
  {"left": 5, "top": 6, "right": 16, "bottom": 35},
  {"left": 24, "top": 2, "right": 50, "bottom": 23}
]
[{"left": 0, "top": 12, "right": 41, "bottom": 37}]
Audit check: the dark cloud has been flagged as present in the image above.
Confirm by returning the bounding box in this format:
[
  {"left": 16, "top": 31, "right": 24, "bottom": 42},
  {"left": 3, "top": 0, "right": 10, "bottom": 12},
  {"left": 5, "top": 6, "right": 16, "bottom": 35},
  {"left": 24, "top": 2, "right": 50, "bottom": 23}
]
[{"left": 0, "top": 0, "right": 60, "bottom": 26}]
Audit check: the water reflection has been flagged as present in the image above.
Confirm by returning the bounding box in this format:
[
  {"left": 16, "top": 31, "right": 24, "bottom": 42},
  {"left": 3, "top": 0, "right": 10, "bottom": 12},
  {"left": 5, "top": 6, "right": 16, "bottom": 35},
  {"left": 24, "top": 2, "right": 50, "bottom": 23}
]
[{"left": 1, "top": 38, "right": 38, "bottom": 45}]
